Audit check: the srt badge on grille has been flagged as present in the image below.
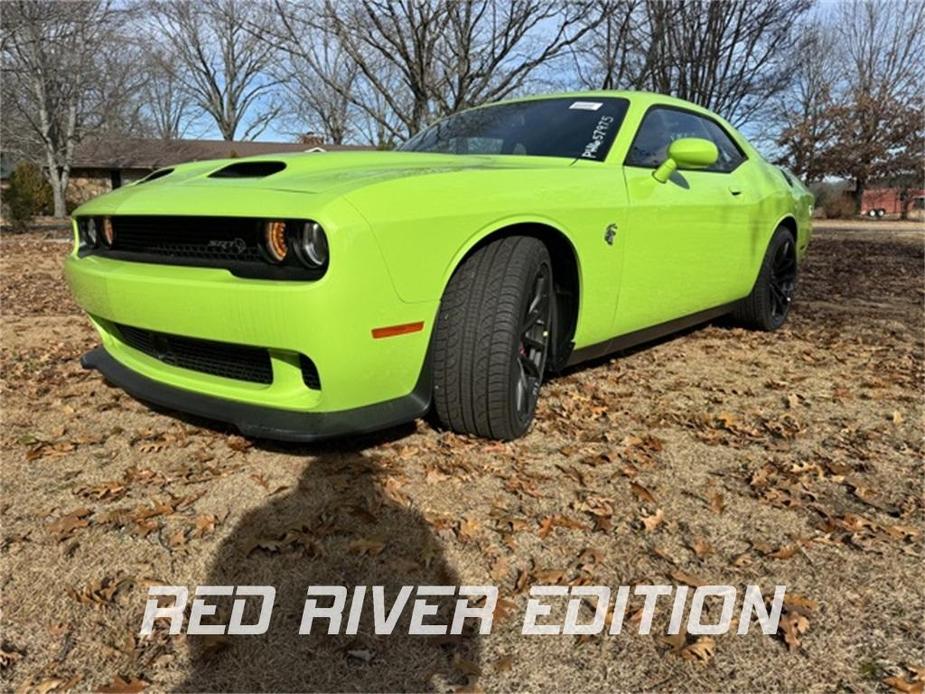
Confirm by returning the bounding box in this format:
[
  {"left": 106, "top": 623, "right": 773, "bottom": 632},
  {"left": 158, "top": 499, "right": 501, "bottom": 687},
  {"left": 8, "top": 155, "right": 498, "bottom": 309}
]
[{"left": 208, "top": 238, "right": 248, "bottom": 254}]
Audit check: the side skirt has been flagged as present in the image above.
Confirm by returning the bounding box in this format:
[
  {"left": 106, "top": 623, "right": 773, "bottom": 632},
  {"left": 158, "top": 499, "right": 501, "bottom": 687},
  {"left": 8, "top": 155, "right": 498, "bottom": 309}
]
[{"left": 565, "top": 301, "right": 739, "bottom": 367}]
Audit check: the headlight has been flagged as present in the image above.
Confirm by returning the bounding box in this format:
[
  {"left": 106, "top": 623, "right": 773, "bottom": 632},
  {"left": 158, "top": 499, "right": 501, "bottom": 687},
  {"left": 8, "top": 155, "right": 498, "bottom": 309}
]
[
  {"left": 264, "top": 220, "right": 288, "bottom": 262},
  {"left": 295, "top": 221, "right": 328, "bottom": 267}
]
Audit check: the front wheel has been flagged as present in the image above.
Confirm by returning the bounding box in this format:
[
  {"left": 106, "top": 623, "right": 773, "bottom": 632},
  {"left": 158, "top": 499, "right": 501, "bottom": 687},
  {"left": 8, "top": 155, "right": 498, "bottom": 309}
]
[
  {"left": 431, "top": 236, "right": 552, "bottom": 440},
  {"left": 734, "top": 226, "right": 797, "bottom": 331}
]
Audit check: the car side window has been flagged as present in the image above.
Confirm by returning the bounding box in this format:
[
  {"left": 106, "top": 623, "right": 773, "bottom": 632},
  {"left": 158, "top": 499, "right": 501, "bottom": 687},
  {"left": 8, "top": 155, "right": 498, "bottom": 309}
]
[{"left": 626, "top": 107, "right": 746, "bottom": 173}]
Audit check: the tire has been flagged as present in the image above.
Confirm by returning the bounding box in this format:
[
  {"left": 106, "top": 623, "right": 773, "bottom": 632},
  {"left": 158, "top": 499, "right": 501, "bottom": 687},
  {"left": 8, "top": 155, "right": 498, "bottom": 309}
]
[
  {"left": 431, "top": 236, "right": 553, "bottom": 440},
  {"left": 867, "top": 209, "right": 877, "bottom": 217},
  {"left": 734, "top": 226, "right": 797, "bottom": 331},
  {"left": 876, "top": 208, "right": 886, "bottom": 218}
]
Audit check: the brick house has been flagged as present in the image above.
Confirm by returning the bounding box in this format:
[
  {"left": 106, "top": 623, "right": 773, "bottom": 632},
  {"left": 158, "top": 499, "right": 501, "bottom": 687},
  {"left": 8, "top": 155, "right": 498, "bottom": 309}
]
[{"left": 861, "top": 186, "right": 925, "bottom": 216}]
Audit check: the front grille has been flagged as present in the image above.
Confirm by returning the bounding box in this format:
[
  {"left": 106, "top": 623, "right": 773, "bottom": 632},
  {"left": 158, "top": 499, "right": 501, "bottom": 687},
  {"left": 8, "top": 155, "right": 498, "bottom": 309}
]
[
  {"left": 85, "top": 215, "right": 325, "bottom": 281},
  {"left": 111, "top": 216, "right": 264, "bottom": 263},
  {"left": 115, "top": 323, "right": 273, "bottom": 384}
]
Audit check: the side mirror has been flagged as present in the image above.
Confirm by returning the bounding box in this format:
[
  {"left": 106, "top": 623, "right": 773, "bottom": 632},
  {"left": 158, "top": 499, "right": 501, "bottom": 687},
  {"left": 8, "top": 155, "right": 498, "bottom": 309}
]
[{"left": 652, "top": 137, "right": 719, "bottom": 183}]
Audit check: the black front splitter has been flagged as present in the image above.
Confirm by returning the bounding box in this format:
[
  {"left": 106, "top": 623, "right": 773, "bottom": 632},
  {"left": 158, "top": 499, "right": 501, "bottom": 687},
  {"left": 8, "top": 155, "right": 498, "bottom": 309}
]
[{"left": 80, "top": 347, "right": 430, "bottom": 443}]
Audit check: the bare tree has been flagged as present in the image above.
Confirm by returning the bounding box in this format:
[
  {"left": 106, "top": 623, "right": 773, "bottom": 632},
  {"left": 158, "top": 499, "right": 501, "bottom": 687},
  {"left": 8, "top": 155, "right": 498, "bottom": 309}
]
[
  {"left": 772, "top": 24, "right": 841, "bottom": 181},
  {"left": 1, "top": 0, "right": 140, "bottom": 216},
  {"left": 271, "top": 0, "right": 608, "bottom": 144},
  {"left": 271, "top": 12, "right": 358, "bottom": 144},
  {"left": 571, "top": 0, "right": 649, "bottom": 90},
  {"left": 825, "top": 0, "right": 925, "bottom": 212},
  {"left": 321, "top": 0, "right": 449, "bottom": 140},
  {"left": 151, "top": 0, "right": 281, "bottom": 141},
  {"left": 639, "top": 0, "right": 813, "bottom": 126},
  {"left": 139, "top": 48, "right": 198, "bottom": 140},
  {"left": 433, "top": 0, "right": 607, "bottom": 113}
]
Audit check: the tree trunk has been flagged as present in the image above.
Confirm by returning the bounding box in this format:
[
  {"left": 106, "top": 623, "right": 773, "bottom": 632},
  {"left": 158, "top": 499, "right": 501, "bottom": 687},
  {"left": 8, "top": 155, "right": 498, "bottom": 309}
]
[
  {"left": 43, "top": 148, "right": 68, "bottom": 218},
  {"left": 900, "top": 190, "right": 911, "bottom": 220},
  {"left": 852, "top": 178, "right": 866, "bottom": 216},
  {"left": 51, "top": 184, "right": 67, "bottom": 218}
]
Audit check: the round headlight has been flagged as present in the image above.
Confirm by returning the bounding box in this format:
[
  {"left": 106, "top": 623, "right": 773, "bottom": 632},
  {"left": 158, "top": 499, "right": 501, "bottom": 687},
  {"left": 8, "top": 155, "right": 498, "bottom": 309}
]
[
  {"left": 297, "top": 222, "right": 328, "bottom": 267},
  {"left": 101, "top": 217, "right": 115, "bottom": 247},
  {"left": 85, "top": 218, "right": 98, "bottom": 247},
  {"left": 264, "top": 220, "right": 288, "bottom": 262}
]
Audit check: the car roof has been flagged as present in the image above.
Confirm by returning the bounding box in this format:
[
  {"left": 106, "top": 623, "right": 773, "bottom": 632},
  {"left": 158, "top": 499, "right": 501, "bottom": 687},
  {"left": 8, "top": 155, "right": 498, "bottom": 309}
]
[{"left": 492, "top": 90, "right": 719, "bottom": 118}]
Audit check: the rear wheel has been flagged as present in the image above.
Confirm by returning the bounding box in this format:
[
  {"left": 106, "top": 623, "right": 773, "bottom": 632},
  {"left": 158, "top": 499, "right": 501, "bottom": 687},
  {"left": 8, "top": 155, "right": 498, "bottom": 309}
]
[
  {"left": 432, "top": 236, "right": 552, "bottom": 440},
  {"left": 734, "top": 226, "right": 797, "bottom": 331}
]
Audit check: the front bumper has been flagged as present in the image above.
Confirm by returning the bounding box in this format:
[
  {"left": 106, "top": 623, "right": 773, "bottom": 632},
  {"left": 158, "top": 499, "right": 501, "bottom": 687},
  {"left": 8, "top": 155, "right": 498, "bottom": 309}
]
[
  {"left": 64, "top": 200, "right": 438, "bottom": 436},
  {"left": 81, "top": 347, "right": 429, "bottom": 441}
]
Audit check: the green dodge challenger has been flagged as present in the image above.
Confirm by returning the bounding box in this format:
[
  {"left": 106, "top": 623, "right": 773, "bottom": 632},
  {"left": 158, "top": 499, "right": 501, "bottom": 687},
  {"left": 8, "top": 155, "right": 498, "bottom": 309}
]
[{"left": 65, "top": 91, "right": 813, "bottom": 441}]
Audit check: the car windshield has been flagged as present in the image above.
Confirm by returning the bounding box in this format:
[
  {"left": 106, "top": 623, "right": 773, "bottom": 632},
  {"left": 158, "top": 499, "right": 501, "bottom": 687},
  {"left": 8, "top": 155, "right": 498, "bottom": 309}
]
[{"left": 398, "top": 97, "right": 629, "bottom": 162}]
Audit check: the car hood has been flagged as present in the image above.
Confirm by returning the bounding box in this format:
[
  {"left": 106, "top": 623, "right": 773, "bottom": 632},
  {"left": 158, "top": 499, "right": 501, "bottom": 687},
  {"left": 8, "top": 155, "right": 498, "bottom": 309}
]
[{"left": 135, "top": 150, "right": 576, "bottom": 196}]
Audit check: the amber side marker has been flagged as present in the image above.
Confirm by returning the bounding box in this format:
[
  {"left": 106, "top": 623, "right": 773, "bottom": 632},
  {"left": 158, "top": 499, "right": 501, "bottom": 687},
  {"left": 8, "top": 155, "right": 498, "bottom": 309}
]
[{"left": 371, "top": 321, "right": 424, "bottom": 339}]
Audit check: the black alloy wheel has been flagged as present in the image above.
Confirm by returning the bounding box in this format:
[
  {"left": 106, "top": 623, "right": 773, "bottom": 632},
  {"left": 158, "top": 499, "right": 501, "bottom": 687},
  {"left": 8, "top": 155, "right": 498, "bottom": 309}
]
[
  {"left": 734, "top": 225, "right": 799, "bottom": 331},
  {"left": 768, "top": 234, "right": 797, "bottom": 323},
  {"left": 514, "top": 264, "right": 552, "bottom": 425}
]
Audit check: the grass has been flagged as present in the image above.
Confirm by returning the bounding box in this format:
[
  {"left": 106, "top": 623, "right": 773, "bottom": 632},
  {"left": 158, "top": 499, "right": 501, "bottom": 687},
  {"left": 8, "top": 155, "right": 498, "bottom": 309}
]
[{"left": 1, "top": 221, "right": 922, "bottom": 692}]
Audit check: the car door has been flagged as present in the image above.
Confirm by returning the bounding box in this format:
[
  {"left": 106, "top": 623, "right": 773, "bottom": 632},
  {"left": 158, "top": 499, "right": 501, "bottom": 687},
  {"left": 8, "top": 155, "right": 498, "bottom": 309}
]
[{"left": 614, "top": 106, "right": 752, "bottom": 335}]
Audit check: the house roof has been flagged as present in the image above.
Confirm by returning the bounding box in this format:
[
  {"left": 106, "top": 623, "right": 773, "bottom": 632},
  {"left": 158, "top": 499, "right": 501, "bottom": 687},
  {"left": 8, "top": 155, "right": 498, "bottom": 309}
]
[{"left": 71, "top": 138, "right": 370, "bottom": 170}]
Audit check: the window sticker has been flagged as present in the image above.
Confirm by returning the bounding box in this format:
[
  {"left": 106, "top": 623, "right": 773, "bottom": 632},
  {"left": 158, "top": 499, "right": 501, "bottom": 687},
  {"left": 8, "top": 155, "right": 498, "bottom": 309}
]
[
  {"left": 569, "top": 101, "right": 603, "bottom": 111},
  {"left": 581, "top": 115, "right": 616, "bottom": 159}
]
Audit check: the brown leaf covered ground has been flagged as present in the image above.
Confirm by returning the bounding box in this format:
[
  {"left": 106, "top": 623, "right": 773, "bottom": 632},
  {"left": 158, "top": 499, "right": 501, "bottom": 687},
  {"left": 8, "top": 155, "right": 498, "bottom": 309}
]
[{"left": 1, "top": 221, "right": 923, "bottom": 693}]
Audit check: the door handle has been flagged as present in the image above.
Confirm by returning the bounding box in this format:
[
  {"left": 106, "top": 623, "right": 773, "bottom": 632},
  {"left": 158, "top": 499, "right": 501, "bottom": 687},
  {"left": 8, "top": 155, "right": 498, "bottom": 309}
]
[{"left": 729, "top": 186, "right": 743, "bottom": 196}]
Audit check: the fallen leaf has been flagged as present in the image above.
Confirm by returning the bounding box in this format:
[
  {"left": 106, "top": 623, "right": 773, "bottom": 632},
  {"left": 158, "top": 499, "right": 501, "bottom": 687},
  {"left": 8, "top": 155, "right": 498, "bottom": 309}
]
[
  {"left": 347, "top": 538, "right": 385, "bottom": 556},
  {"left": 494, "top": 655, "right": 514, "bottom": 673},
  {"left": 456, "top": 515, "right": 481, "bottom": 543},
  {"left": 29, "top": 678, "right": 65, "bottom": 694},
  {"left": 47, "top": 508, "right": 91, "bottom": 541},
  {"left": 641, "top": 509, "right": 664, "bottom": 532},
  {"left": 680, "top": 636, "right": 715, "bottom": 665},
  {"left": 0, "top": 645, "right": 24, "bottom": 669},
  {"left": 532, "top": 568, "right": 567, "bottom": 584},
  {"left": 669, "top": 569, "right": 707, "bottom": 587},
  {"left": 489, "top": 556, "right": 510, "bottom": 583},
  {"left": 780, "top": 611, "right": 809, "bottom": 651},
  {"left": 884, "top": 675, "right": 923, "bottom": 694},
  {"left": 630, "top": 481, "right": 657, "bottom": 505},
  {"left": 764, "top": 544, "right": 799, "bottom": 560},
  {"left": 690, "top": 537, "right": 714, "bottom": 559},
  {"left": 98, "top": 676, "right": 147, "bottom": 693},
  {"left": 493, "top": 597, "right": 517, "bottom": 622}
]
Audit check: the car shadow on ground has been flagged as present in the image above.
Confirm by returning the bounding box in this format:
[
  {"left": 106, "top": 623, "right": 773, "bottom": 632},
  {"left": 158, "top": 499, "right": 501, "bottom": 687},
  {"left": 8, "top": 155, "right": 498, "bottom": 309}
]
[{"left": 177, "top": 429, "right": 480, "bottom": 692}]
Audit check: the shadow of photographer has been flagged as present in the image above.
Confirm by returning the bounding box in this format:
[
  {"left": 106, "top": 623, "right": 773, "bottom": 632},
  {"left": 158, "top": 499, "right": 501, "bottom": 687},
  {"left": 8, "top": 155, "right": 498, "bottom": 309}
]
[{"left": 180, "top": 435, "right": 480, "bottom": 692}]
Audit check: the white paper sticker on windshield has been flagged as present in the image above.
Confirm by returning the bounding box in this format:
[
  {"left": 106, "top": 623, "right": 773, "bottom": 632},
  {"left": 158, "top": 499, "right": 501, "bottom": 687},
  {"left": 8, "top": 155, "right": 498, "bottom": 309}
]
[{"left": 570, "top": 101, "right": 603, "bottom": 111}]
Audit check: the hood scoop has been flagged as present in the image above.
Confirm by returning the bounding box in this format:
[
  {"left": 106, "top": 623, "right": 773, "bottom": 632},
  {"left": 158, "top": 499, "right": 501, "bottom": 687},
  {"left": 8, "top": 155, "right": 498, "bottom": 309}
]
[{"left": 209, "top": 161, "right": 286, "bottom": 178}]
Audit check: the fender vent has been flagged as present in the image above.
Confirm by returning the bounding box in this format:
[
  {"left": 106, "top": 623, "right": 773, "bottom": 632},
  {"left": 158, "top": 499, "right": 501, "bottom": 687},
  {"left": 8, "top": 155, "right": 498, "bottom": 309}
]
[{"left": 209, "top": 161, "right": 286, "bottom": 178}]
